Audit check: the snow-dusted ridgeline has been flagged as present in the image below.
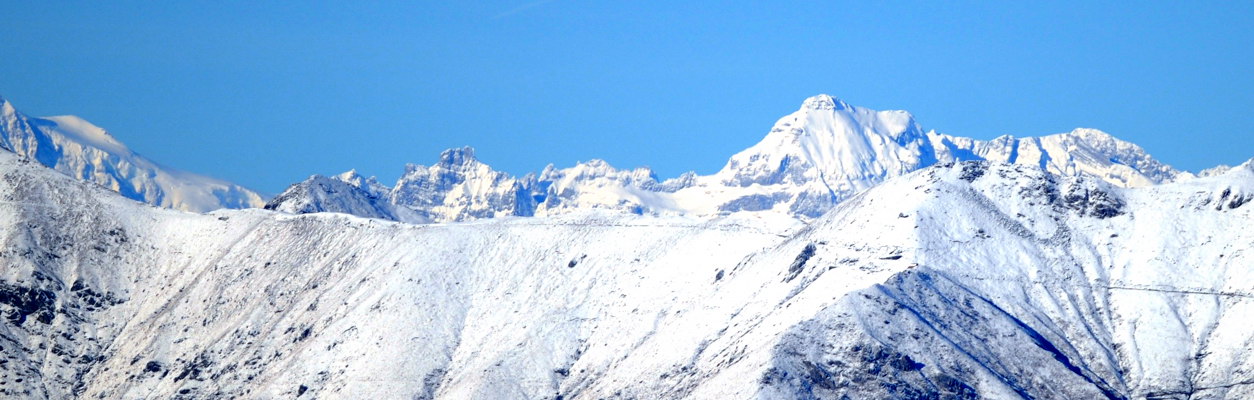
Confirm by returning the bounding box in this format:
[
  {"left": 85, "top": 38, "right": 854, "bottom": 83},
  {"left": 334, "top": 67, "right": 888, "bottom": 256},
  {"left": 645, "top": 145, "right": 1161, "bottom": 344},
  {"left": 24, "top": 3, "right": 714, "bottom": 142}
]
[
  {"left": 0, "top": 96, "right": 264, "bottom": 212},
  {"left": 0, "top": 92, "right": 1185, "bottom": 221},
  {"left": 1, "top": 144, "right": 1251, "bottom": 398},
  {"left": 269, "top": 94, "right": 1188, "bottom": 223}
]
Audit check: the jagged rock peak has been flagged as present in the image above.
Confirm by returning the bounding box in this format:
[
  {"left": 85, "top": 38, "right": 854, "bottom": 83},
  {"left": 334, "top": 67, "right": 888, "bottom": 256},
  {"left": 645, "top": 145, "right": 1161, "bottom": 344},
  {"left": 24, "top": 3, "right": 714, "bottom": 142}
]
[
  {"left": 439, "top": 146, "right": 477, "bottom": 166},
  {"left": 333, "top": 169, "right": 376, "bottom": 187},
  {"left": 0, "top": 95, "right": 18, "bottom": 117},
  {"left": 335, "top": 169, "right": 362, "bottom": 181}
]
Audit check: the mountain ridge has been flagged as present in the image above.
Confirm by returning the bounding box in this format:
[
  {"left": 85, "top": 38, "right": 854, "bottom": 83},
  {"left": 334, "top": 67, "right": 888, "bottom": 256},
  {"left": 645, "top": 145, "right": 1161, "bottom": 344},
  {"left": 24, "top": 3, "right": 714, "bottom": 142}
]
[
  {"left": 0, "top": 96, "right": 266, "bottom": 212},
  {"left": 270, "top": 94, "right": 1189, "bottom": 223},
  {"left": 0, "top": 92, "right": 1199, "bottom": 222}
]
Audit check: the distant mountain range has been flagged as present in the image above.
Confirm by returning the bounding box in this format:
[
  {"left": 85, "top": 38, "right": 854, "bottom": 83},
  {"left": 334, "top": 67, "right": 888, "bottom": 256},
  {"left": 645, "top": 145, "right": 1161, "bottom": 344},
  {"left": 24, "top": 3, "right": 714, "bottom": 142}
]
[
  {"left": 0, "top": 93, "right": 1192, "bottom": 221},
  {"left": 266, "top": 94, "right": 1188, "bottom": 222}
]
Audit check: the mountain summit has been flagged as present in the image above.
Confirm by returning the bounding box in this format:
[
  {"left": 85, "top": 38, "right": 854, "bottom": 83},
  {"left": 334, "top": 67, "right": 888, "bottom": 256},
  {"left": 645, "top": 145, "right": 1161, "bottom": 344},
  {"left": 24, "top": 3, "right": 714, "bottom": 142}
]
[{"left": 706, "top": 94, "right": 937, "bottom": 216}]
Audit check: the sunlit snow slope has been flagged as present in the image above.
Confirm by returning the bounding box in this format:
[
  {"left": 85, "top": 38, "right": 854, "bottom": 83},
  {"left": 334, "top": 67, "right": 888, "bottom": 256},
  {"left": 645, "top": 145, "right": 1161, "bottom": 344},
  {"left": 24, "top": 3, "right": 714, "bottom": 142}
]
[
  {"left": 1, "top": 146, "right": 1250, "bottom": 398},
  {"left": 0, "top": 96, "right": 264, "bottom": 212}
]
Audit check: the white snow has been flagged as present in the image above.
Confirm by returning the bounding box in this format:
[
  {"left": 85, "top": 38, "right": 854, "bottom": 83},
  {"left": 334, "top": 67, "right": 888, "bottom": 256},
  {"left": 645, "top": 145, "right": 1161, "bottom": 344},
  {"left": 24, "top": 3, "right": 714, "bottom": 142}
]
[{"left": 0, "top": 147, "right": 1249, "bottom": 398}]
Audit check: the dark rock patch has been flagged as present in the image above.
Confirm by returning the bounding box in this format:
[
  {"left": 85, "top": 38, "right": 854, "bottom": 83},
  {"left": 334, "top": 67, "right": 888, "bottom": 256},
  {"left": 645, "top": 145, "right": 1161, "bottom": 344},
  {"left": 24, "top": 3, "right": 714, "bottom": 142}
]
[
  {"left": 783, "top": 243, "right": 817, "bottom": 282},
  {"left": 1062, "top": 182, "right": 1124, "bottom": 218},
  {"left": 0, "top": 281, "right": 57, "bottom": 325},
  {"left": 957, "top": 162, "right": 988, "bottom": 182}
]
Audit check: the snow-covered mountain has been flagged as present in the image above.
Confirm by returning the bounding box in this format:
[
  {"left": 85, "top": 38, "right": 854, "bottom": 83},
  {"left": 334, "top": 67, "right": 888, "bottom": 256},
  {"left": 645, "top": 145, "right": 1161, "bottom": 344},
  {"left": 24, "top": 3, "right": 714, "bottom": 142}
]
[
  {"left": 2, "top": 143, "right": 1251, "bottom": 398},
  {"left": 388, "top": 146, "right": 539, "bottom": 221},
  {"left": 263, "top": 171, "right": 425, "bottom": 223},
  {"left": 0, "top": 95, "right": 265, "bottom": 212},
  {"left": 269, "top": 94, "right": 1185, "bottom": 222}
]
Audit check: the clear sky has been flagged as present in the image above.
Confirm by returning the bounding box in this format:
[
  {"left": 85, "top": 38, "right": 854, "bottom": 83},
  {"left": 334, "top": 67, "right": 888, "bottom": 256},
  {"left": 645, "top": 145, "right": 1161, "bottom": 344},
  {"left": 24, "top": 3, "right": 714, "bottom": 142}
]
[{"left": 2, "top": 2, "right": 1251, "bottom": 194}]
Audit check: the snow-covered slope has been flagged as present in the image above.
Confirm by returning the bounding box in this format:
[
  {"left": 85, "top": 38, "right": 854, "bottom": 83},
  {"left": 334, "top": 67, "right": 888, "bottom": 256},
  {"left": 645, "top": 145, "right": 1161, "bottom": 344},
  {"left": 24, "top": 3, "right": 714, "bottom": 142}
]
[
  {"left": 0, "top": 95, "right": 265, "bottom": 212},
  {"left": 269, "top": 94, "right": 1183, "bottom": 223},
  {"left": 2, "top": 144, "right": 1250, "bottom": 398}
]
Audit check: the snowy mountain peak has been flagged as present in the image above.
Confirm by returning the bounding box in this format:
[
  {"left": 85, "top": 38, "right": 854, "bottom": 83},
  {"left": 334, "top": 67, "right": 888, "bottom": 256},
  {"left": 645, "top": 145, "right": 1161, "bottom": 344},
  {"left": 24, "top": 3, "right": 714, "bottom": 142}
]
[
  {"left": 706, "top": 96, "right": 935, "bottom": 217},
  {"left": 265, "top": 174, "right": 423, "bottom": 223},
  {"left": 438, "top": 146, "right": 477, "bottom": 166},
  {"left": 334, "top": 168, "right": 363, "bottom": 182},
  {"left": 332, "top": 169, "right": 390, "bottom": 194},
  {"left": 1049, "top": 127, "right": 1137, "bottom": 153},
  {"left": 801, "top": 93, "right": 851, "bottom": 111},
  {"left": 0, "top": 97, "right": 19, "bottom": 124},
  {"left": 389, "top": 147, "right": 535, "bottom": 222}
]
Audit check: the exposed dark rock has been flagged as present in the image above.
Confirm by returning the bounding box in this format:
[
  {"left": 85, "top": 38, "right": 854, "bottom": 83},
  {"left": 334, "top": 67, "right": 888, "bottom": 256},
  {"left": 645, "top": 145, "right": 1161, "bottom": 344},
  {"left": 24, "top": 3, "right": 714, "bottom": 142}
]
[
  {"left": 1062, "top": 181, "right": 1125, "bottom": 218},
  {"left": 567, "top": 254, "right": 587, "bottom": 269},
  {"left": 957, "top": 162, "right": 987, "bottom": 182},
  {"left": 0, "top": 281, "right": 57, "bottom": 325},
  {"left": 784, "top": 244, "right": 817, "bottom": 282}
]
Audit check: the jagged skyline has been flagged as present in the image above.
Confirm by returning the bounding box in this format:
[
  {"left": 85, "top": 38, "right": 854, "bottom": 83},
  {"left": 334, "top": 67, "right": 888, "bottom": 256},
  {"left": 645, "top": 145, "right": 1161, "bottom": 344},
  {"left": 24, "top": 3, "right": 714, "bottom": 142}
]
[{"left": 1, "top": 2, "right": 1251, "bottom": 193}]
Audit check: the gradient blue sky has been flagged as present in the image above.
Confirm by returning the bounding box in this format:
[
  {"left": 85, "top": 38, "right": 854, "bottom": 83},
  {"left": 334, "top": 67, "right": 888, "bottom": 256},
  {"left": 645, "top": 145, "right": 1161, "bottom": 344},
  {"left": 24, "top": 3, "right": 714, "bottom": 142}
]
[{"left": 2, "top": 2, "right": 1251, "bottom": 193}]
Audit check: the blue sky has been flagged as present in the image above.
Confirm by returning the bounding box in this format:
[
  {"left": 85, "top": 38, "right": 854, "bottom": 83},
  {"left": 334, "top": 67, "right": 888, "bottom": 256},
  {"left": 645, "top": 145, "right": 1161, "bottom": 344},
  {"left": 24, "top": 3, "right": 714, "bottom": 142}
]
[{"left": 1, "top": 2, "right": 1251, "bottom": 193}]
